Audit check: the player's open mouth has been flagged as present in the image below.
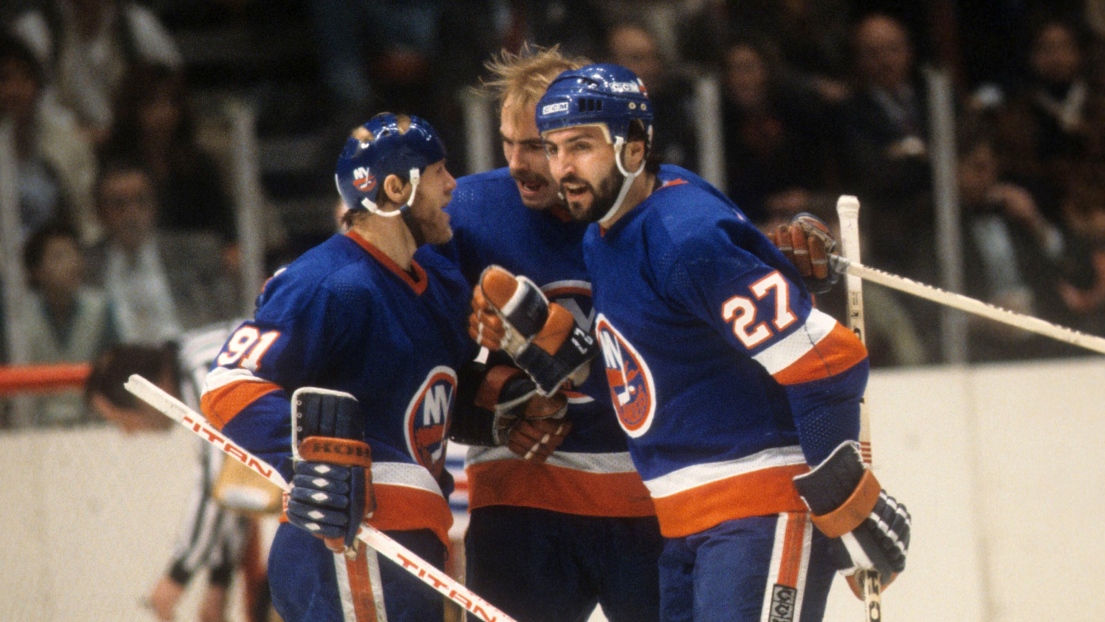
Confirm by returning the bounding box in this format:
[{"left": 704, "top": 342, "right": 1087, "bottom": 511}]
[
  {"left": 519, "top": 180, "right": 544, "bottom": 194},
  {"left": 562, "top": 183, "right": 589, "bottom": 199}
]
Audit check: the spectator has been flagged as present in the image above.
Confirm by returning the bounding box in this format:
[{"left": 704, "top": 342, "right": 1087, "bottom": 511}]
[
  {"left": 606, "top": 19, "right": 699, "bottom": 171},
  {"left": 995, "top": 17, "right": 1105, "bottom": 218},
  {"left": 9, "top": 0, "right": 182, "bottom": 147},
  {"left": 704, "top": 0, "right": 853, "bottom": 102},
  {"left": 1056, "top": 166, "right": 1105, "bottom": 337},
  {"left": 599, "top": 0, "right": 708, "bottom": 64},
  {"left": 102, "top": 64, "right": 237, "bottom": 246},
  {"left": 84, "top": 157, "right": 236, "bottom": 344},
  {"left": 0, "top": 32, "right": 97, "bottom": 243},
  {"left": 305, "top": 0, "right": 447, "bottom": 120},
  {"left": 21, "top": 221, "right": 118, "bottom": 426},
  {"left": 956, "top": 125, "right": 1094, "bottom": 361},
  {"left": 720, "top": 38, "right": 833, "bottom": 224},
  {"left": 839, "top": 13, "right": 936, "bottom": 282}
]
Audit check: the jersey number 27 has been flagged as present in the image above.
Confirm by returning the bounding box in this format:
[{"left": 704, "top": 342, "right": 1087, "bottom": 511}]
[{"left": 720, "top": 271, "right": 796, "bottom": 349}]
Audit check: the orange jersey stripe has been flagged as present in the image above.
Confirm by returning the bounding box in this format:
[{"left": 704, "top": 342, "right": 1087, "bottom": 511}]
[
  {"left": 466, "top": 461, "right": 656, "bottom": 517},
  {"left": 368, "top": 484, "right": 453, "bottom": 548},
  {"left": 651, "top": 464, "right": 809, "bottom": 538},
  {"left": 772, "top": 322, "right": 867, "bottom": 386},
  {"left": 777, "top": 512, "right": 809, "bottom": 587},
  {"left": 200, "top": 380, "right": 282, "bottom": 429}
]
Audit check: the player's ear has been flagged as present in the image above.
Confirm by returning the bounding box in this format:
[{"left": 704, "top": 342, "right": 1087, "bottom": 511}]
[
  {"left": 624, "top": 139, "right": 647, "bottom": 170},
  {"left": 381, "top": 174, "right": 411, "bottom": 206}
]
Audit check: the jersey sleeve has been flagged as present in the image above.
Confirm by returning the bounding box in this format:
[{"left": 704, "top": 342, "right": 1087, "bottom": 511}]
[
  {"left": 662, "top": 222, "right": 869, "bottom": 466},
  {"left": 200, "top": 284, "right": 346, "bottom": 476}
]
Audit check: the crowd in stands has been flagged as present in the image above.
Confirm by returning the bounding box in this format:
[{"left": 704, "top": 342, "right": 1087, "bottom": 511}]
[{"left": 3, "top": 0, "right": 1105, "bottom": 428}]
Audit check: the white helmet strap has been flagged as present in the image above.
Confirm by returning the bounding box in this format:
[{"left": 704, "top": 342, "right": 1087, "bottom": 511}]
[
  {"left": 358, "top": 168, "right": 421, "bottom": 218},
  {"left": 598, "top": 136, "right": 645, "bottom": 227},
  {"left": 398, "top": 168, "right": 428, "bottom": 246}
]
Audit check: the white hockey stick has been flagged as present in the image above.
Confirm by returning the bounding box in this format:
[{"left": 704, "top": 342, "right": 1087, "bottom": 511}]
[
  {"left": 829, "top": 255, "right": 1105, "bottom": 355},
  {"left": 123, "top": 374, "right": 517, "bottom": 622},
  {"left": 836, "top": 195, "right": 883, "bottom": 622}
]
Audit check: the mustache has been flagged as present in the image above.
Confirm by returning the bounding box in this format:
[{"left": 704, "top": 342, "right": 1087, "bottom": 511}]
[
  {"left": 511, "top": 170, "right": 546, "bottom": 186},
  {"left": 558, "top": 175, "right": 593, "bottom": 193}
]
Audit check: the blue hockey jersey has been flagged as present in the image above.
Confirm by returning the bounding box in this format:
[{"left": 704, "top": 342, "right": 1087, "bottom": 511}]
[
  {"left": 201, "top": 231, "right": 473, "bottom": 546},
  {"left": 583, "top": 175, "right": 870, "bottom": 538},
  {"left": 440, "top": 166, "right": 655, "bottom": 517}
]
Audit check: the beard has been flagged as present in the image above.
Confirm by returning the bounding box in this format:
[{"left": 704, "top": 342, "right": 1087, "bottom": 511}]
[{"left": 561, "top": 162, "right": 624, "bottom": 224}]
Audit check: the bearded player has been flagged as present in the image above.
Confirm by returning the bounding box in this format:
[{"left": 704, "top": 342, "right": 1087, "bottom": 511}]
[{"left": 529, "top": 64, "right": 911, "bottom": 622}]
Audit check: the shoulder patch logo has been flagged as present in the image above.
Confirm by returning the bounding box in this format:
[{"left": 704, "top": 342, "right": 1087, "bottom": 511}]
[
  {"left": 404, "top": 366, "right": 457, "bottom": 477},
  {"left": 595, "top": 314, "right": 655, "bottom": 437}
]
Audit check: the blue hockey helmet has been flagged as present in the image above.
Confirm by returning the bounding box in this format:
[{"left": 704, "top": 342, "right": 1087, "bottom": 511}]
[
  {"left": 534, "top": 63, "right": 653, "bottom": 148},
  {"left": 535, "top": 64, "right": 654, "bottom": 225},
  {"left": 335, "top": 112, "right": 446, "bottom": 215}
]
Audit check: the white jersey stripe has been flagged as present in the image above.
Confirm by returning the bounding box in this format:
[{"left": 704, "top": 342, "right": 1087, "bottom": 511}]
[
  {"left": 644, "top": 446, "right": 806, "bottom": 499},
  {"left": 760, "top": 514, "right": 790, "bottom": 622},
  {"left": 465, "top": 447, "right": 638, "bottom": 473},
  {"left": 794, "top": 517, "right": 813, "bottom": 621},
  {"left": 335, "top": 550, "right": 356, "bottom": 621},
  {"left": 373, "top": 462, "right": 446, "bottom": 497},
  {"left": 203, "top": 365, "right": 274, "bottom": 392},
  {"left": 366, "top": 547, "right": 388, "bottom": 622},
  {"left": 753, "top": 309, "right": 838, "bottom": 375}
]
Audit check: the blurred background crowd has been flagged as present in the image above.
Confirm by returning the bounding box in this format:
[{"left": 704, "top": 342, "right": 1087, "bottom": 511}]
[{"left": 2, "top": 0, "right": 1105, "bottom": 429}]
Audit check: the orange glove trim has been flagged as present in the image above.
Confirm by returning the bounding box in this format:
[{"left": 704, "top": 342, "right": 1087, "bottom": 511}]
[
  {"left": 298, "top": 437, "right": 373, "bottom": 468},
  {"left": 810, "top": 469, "right": 881, "bottom": 538}
]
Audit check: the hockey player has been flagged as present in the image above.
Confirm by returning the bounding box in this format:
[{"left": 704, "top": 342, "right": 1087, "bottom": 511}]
[
  {"left": 525, "top": 64, "right": 912, "bottom": 621},
  {"left": 199, "top": 113, "right": 473, "bottom": 622},
  {"left": 448, "top": 47, "right": 844, "bottom": 622},
  {"left": 440, "top": 46, "right": 664, "bottom": 622}
]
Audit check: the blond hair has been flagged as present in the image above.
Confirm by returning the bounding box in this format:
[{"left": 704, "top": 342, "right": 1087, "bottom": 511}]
[{"left": 482, "top": 44, "right": 590, "bottom": 110}]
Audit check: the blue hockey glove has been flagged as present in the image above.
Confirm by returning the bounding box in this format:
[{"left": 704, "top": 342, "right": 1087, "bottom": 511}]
[
  {"left": 793, "top": 441, "right": 910, "bottom": 593},
  {"left": 287, "top": 388, "right": 375, "bottom": 556},
  {"left": 470, "top": 265, "right": 597, "bottom": 395},
  {"left": 770, "top": 212, "right": 840, "bottom": 294}
]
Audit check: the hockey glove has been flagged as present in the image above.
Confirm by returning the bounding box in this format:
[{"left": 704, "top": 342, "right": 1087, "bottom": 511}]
[
  {"left": 469, "top": 265, "right": 598, "bottom": 395},
  {"left": 287, "top": 388, "right": 376, "bottom": 556},
  {"left": 470, "top": 365, "right": 571, "bottom": 463},
  {"left": 770, "top": 212, "right": 840, "bottom": 294},
  {"left": 792, "top": 441, "right": 910, "bottom": 595}
]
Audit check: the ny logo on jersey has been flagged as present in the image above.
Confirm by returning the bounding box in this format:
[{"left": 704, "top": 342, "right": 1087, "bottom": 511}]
[
  {"left": 595, "top": 314, "right": 655, "bottom": 438},
  {"left": 404, "top": 366, "right": 457, "bottom": 478}
]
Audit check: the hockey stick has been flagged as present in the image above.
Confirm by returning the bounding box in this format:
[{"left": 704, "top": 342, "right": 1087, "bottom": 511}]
[
  {"left": 828, "top": 255, "right": 1105, "bottom": 356},
  {"left": 123, "top": 374, "right": 517, "bottom": 622},
  {"left": 836, "top": 195, "right": 882, "bottom": 622}
]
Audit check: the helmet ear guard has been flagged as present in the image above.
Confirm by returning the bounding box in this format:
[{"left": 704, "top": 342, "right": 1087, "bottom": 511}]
[{"left": 535, "top": 64, "right": 655, "bottom": 225}]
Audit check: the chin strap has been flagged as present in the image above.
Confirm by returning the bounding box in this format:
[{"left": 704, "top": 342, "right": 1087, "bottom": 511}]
[
  {"left": 398, "top": 168, "right": 427, "bottom": 246},
  {"left": 358, "top": 168, "right": 427, "bottom": 246},
  {"left": 597, "top": 136, "right": 645, "bottom": 227}
]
